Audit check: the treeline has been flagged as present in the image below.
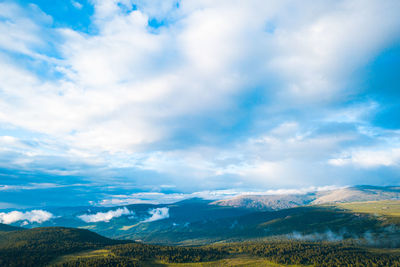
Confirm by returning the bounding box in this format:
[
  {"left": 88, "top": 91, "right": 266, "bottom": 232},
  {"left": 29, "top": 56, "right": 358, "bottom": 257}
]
[
  {"left": 53, "top": 257, "right": 139, "bottom": 267},
  {"left": 222, "top": 241, "right": 400, "bottom": 266},
  {"left": 109, "top": 243, "right": 228, "bottom": 263},
  {"left": 1, "top": 227, "right": 400, "bottom": 266},
  {"left": 55, "top": 241, "right": 400, "bottom": 267},
  {"left": 54, "top": 244, "right": 227, "bottom": 267},
  {"left": 0, "top": 227, "right": 127, "bottom": 267}
]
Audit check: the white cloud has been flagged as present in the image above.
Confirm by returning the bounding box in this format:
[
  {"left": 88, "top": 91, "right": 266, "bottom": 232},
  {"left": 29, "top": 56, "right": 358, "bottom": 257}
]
[
  {"left": 142, "top": 207, "right": 169, "bottom": 222},
  {"left": 0, "top": 0, "right": 400, "bottom": 189},
  {"left": 0, "top": 209, "right": 53, "bottom": 224},
  {"left": 71, "top": 1, "right": 83, "bottom": 9},
  {"left": 0, "top": 183, "right": 63, "bottom": 191},
  {"left": 329, "top": 148, "right": 400, "bottom": 168},
  {"left": 2, "top": 0, "right": 399, "bottom": 155},
  {"left": 99, "top": 190, "right": 241, "bottom": 206},
  {"left": 98, "top": 186, "right": 344, "bottom": 206},
  {"left": 78, "top": 207, "right": 133, "bottom": 223},
  {"left": 0, "top": 2, "right": 50, "bottom": 57}
]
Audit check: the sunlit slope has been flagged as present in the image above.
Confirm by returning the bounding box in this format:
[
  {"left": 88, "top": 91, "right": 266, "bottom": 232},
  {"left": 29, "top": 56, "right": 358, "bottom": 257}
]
[
  {"left": 0, "top": 227, "right": 129, "bottom": 267},
  {"left": 334, "top": 200, "right": 400, "bottom": 216}
]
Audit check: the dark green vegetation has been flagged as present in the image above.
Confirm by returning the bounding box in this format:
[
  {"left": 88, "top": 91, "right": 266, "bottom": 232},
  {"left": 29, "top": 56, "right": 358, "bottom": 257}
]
[
  {"left": 114, "top": 203, "right": 400, "bottom": 246},
  {"left": 0, "top": 227, "right": 128, "bottom": 267},
  {"left": 0, "top": 227, "right": 225, "bottom": 267},
  {"left": 1, "top": 199, "right": 399, "bottom": 266},
  {"left": 0, "top": 223, "right": 23, "bottom": 232},
  {"left": 8, "top": 186, "right": 399, "bottom": 247},
  {"left": 15, "top": 200, "right": 399, "bottom": 246},
  {"left": 0, "top": 226, "right": 400, "bottom": 266}
]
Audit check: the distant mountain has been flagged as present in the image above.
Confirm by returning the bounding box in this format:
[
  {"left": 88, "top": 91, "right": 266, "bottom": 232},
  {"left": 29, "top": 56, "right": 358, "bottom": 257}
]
[
  {"left": 212, "top": 186, "right": 400, "bottom": 211},
  {"left": 1, "top": 185, "right": 399, "bottom": 246}
]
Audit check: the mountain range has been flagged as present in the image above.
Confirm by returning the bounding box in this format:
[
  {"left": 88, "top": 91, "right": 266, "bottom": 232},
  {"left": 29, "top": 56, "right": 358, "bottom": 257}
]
[{"left": 1, "top": 185, "right": 399, "bottom": 245}]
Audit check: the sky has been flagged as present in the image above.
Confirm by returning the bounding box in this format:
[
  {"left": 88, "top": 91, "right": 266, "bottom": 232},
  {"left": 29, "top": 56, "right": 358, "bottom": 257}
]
[{"left": 0, "top": 0, "right": 400, "bottom": 208}]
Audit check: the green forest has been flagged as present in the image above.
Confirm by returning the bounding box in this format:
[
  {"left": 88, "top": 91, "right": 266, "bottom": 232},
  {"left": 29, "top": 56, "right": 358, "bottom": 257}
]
[{"left": 1, "top": 226, "right": 399, "bottom": 267}]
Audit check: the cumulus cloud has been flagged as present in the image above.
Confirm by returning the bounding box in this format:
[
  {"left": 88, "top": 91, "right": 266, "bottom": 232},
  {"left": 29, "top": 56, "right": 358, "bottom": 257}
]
[
  {"left": 0, "top": 210, "right": 53, "bottom": 224},
  {"left": 329, "top": 148, "right": 400, "bottom": 168},
  {"left": 0, "top": 0, "right": 400, "bottom": 196},
  {"left": 142, "top": 207, "right": 169, "bottom": 222},
  {"left": 78, "top": 207, "right": 133, "bottom": 223}
]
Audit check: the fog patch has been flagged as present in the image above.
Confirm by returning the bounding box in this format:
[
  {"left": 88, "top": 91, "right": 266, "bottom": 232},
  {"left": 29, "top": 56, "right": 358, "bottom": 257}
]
[
  {"left": 359, "top": 226, "right": 400, "bottom": 248},
  {"left": 287, "top": 230, "right": 346, "bottom": 241}
]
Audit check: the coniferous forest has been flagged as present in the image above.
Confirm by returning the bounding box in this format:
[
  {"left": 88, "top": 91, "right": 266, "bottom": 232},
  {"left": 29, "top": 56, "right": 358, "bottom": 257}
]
[{"left": 1, "top": 226, "right": 399, "bottom": 267}]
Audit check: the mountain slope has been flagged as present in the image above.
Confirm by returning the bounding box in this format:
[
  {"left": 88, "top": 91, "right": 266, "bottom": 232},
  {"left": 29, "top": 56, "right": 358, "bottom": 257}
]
[
  {"left": 0, "top": 227, "right": 129, "bottom": 267},
  {"left": 0, "top": 226, "right": 398, "bottom": 267},
  {"left": 115, "top": 202, "right": 400, "bottom": 246}
]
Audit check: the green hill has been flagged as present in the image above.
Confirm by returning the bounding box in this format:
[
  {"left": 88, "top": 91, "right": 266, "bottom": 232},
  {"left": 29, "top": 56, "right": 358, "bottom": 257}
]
[
  {"left": 0, "top": 227, "right": 130, "bottom": 267},
  {"left": 0, "top": 225, "right": 399, "bottom": 266}
]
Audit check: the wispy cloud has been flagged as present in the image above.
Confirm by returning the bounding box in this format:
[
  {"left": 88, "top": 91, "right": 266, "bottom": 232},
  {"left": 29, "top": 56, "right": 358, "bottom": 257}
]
[
  {"left": 0, "top": 183, "right": 65, "bottom": 191},
  {"left": 329, "top": 148, "right": 400, "bottom": 168},
  {"left": 142, "top": 208, "right": 169, "bottom": 223}
]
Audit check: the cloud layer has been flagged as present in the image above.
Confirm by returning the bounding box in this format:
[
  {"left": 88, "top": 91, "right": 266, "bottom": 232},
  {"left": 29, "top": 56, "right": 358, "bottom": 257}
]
[{"left": 0, "top": 0, "right": 400, "bottom": 206}]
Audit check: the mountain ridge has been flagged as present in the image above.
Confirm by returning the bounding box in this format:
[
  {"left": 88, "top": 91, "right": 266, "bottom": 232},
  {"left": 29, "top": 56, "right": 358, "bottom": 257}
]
[{"left": 212, "top": 185, "right": 400, "bottom": 211}]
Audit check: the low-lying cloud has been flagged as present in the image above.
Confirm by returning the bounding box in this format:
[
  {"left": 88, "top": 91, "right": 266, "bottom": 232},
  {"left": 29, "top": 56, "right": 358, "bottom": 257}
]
[
  {"left": 142, "top": 207, "right": 169, "bottom": 223},
  {"left": 98, "top": 186, "right": 345, "bottom": 206},
  {"left": 78, "top": 207, "right": 133, "bottom": 223},
  {"left": 0, "top": 209, "right": 53, "bottom": 224},
  {"left": 287, "top": 230, "right": 345, "bottom": 242}
]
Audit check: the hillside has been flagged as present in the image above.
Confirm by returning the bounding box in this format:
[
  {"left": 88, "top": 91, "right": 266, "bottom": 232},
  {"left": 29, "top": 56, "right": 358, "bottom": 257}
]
[
  {"left": 49, "top": 241, "right": 400, "bottom": 267},
  {"left": 0, "top": 227, "right": 129, "bottom": 267},
  {"left": 114, "top": 201, "right": 400, "bottom": 246},
  {"left": 0, "top": 229, "right": 397, "bottom": 267},
  {"left": 0, "top": 220, "right": 399, "bottom": 266}
]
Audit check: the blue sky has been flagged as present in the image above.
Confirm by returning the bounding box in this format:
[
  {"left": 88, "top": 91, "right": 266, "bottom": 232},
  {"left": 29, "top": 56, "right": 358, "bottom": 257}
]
[{"left": 0, "top": 0, "right": 400, "bottom": 207}]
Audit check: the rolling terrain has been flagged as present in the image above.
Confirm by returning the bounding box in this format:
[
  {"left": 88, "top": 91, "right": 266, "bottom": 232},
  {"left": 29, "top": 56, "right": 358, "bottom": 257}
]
[
  {"left": 1, "top": 186, "right": 399, "bottom": 246},
  {"left": 0, "top": 197, "right": 400, "bottom": 266},
  {"left": 1, "top": 226, "right": 400, "bottom": 266},
  {"left": 114, "top": 202, "right": 400, "bottom": 246}
]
